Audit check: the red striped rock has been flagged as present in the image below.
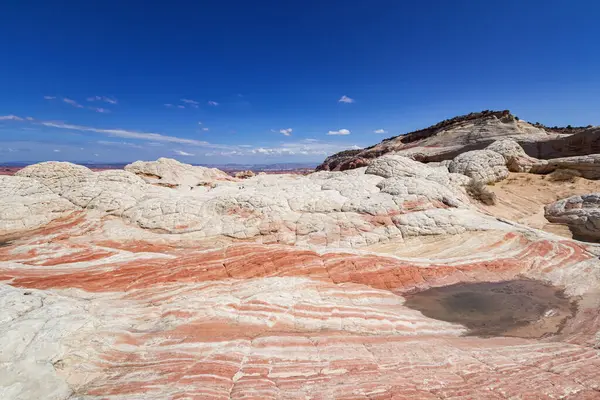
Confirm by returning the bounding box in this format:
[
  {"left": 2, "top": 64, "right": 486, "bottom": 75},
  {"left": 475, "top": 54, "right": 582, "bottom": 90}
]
[{"left": 1, "top": 160, "right": 600, "bottom": 399}]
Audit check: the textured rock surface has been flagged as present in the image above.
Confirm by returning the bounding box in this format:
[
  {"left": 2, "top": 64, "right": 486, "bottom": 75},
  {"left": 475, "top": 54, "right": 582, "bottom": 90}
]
[
  {"left": 2, "top": 159, "right": 600, "bottom": 399},
  {"left": 125, "top": 157, "right": 235, "bottom": 189},
  {"left": 0, "top": 175, "right": 76, "bottom": 234},
  {"left": 545, "top": 193, "right": 600, "bottom": 241},
  {"left": 448, "top": 149, "right": 509, "bottom": 183},
  {"left": 317, "top": 110, "right": 570, "bottom": 171},
  {"left": 234, "top": 169, "right": 256, "bottom": 179},
  {"left": 530, "top": 154, "right": 600, "bottom": 179},
  {"left": 486, "top": 139, "right": 544, "bottom": 172}
]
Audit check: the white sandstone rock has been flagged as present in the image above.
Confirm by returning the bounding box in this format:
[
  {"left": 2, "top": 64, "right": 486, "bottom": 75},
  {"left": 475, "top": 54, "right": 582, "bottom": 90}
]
[
  {"left": 448, "top": 149, "right": 509, "bottom": 183},
  {"left": 125, "top": 157, "right": 233, "bottom": 189},
  {"left": 486, "top": 139, "right": 543, "bottom": 172},
  {"left": 545, "top": 193, "right": 600, "bottom": 241},
  {"left": 0, "top": 176, "right": 77, "bottom": 234}
]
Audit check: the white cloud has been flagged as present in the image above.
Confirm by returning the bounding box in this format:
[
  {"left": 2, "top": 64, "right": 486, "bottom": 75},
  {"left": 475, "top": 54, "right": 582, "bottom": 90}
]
[
  {"left": 279, "top": 128, "right": 292, "bottom": 136},
  {"left": 181, "top": 99, "right": 199, "bottom": 108},
  {"left": 97, "top": 140, "right": 143, "bottom": 149},
  {"left": 338, "top": 95, "right": 355, "bottom": 104},
  {"left": 327, "top": 128, "right": 351, "bottom": 135},
  {"left": 198, "top": 121, "right": 202, "bottom": 125},
  {"left": 39, "top": 120, "right": 212, "bottom": 146},
  {"left": 174, "top": 150, "right": 195, "bottom": 156},
  {"left": 202, "top": 127, "right": 209, "bottom": 131},
  {"left": 43, "top": 96, "right": 56, "bottom": 100},
  {"left": 53, "top": 149, "right": 61, "bottom": 152},
  {"left": 6, "top": 115, "right": 359, "bottom": 161},
  {"left": 177, "top": 105, "right": 185, "bottom": 109},
  {"left": 208, "top": 101, "right": 219, "bottom": 106},
  {"left": 63, "top": 98, "right": 84, "bottom": 108},
  {"left": 373, "top": 129, "right": 387, "bottom": 134},
  {"left": 164, "top": 103, "right": 174, "bottom": 108},
  {"left": 87, "top": 96, "right": 117, "bottom": 104},
  {"left": 0, "top": 115, "right": 23, "bottom": 121},
  {"left": 89, "top": 107, "right": 110, "bottom": 113},
  {"left": 181, "top": 99, "right": 199, "bottom": 105},
  {"left": 247, "top": 140, "right": 359, "bottom": 157},
  {"left": 204, "top": 150, "right": 242, "bottom": 157}
]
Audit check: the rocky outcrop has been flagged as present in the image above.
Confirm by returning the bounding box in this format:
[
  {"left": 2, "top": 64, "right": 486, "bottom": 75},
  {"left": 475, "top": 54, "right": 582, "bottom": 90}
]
[
  {"left": 448, "top": 149, "right": 509, "bottom": 183},
  {"left": 485, "top": 139, "right": 542, "bottom": 172},
  {"left": 125, "top": 157, "right": 234, "bottom": 189},
  {"left": 530, "top": 154, "right": 600, "bottom": 179},
  {"left": 2, "top": 158, "right": 600, "bottom": 399},
  {"left": 317, "top": 110, "right": 598, "bottom": 172},
  {"left": 520, "top": 125, "right": 600, "bottom": 159},
  {"left": 317, "top": 110, "right": 568, "bottom": 171},
  {"left": 234, "top": 170, "right": 255, "bottom": 179},
  {"left": 545, "top": 193, "right": 600, "bottom": 241},
  {"left": 0, "top": 175, "right": 76, "bottom": 234}
]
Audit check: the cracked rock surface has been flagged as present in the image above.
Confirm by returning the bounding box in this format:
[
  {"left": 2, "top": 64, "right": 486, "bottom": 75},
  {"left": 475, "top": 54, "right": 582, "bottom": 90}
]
[{"left": 1, "top": 157, "right": 600, "bottom": 399}]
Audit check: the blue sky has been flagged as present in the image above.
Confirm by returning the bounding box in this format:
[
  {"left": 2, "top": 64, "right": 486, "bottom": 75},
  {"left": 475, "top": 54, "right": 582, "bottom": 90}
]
[{"left": 1, "top": 0, "right": 599, "bottom": 164}]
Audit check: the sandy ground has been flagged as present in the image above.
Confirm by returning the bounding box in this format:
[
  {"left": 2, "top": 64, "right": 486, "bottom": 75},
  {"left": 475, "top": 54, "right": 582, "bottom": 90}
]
[{"left": 478, "top": 173, "right": 600, "bottom": 239}]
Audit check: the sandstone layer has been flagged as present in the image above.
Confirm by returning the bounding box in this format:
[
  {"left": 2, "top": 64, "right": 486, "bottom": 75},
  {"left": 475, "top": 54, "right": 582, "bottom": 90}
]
[
  {"left": 317, "top": 110, "right": 597, "bottom": 172},
  {"left": 1, "top": 155, "right": 600, "bottom": 399}
]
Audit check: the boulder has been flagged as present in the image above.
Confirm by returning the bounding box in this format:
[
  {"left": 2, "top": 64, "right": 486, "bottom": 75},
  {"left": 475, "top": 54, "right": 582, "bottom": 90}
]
[
  {"left": 448, "top": 150, "right": 509, "bottom": 183},
  {"left": 545, "top": 193, "right": 600, "bottom": 241},
  {"left": 234, "top": 170, "right": 256, "bottom": 179},
  {"left": 485, "top": 139, "right": 543, "bottom": 172}
]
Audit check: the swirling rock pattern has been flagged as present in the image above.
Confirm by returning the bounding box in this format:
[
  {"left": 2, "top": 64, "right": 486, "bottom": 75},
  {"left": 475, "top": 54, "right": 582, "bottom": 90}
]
[{"left": 1, "top": 158, "right": 600, "bottom": 399}]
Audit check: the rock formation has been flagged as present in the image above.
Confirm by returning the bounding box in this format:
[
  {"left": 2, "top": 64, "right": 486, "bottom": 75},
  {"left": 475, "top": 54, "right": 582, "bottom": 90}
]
[
  {"left": 234, "top": 169, "right": 256, "bottom": 179},
  {"left": 2, "top": 122, "right": 600, "bottom": 398},
  {"left": 317, "top": 110, "right": 597, "bottom": 171},
  {"left": 125, "top": 157, "right": 235, "bottom": 189},
  {"left": 545, "top": 193, "right": 600, "bottom": 241}
]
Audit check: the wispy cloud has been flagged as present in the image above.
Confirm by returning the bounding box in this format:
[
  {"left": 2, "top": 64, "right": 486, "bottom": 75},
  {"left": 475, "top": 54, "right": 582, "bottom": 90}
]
[
  {"left": 164, "top": 103, "right": 174, "bottom": 108},
  {"left": 88, "top": 107, "right": 110, "bottom": 113},
  {"left": 247, "top": 139, "right": 360, "bottom": 157},
  {"left": 53, "top": 149, "right": 61, "bottom": 152},
  {"left": 174, "top": 150, "right": 195, "bottom": 156},
  {"left": 279, "top": 128, "right": 292, "bottom": 136},
  {"left": 63, "top": 98, "right": 84, "bottom": 108},
  {"left": 87, "top": 96, "right": 118, "bottom": 105},
  {"left": 177, "top": 105, "right": 185, "bottom": 109},
  {"left": 5, "top": 115, "right": 360, "bottom": 160},
  {"left": 208, "top": 101, "right": 219, "bottom": 106},
  {"left": 202, "top": 127, "right": 209, "bottom": 131},
  {"left": 338, "top": 95, "right": 355, "bottom": 104},
  {"left": 39, "top": 120, "right": 211, "bottom": 146},
  {"left": 181, "top": 99, "right": 199, "bottom": 105},
  {"left": 43, "top": 96, "right": 56, "bottom": 100},
  {"left": 0, "top": 115, "right": 24, "bottom": 121},
  {"left": 327, "top": 128, "right": 351, "bottom": 135},
  {"left": 204, "top": 150, "right": 243, "bottom": 157},
  {"left": 198, "top": 121, "right": 202, "bottom": 125},
  {"left": 373, "top": 129, "right": 387, "bottom": 134},
  {"left": 97, "top": 140, "right": 143, "bottom": 149}
]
